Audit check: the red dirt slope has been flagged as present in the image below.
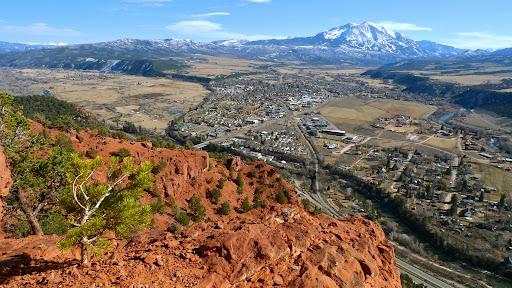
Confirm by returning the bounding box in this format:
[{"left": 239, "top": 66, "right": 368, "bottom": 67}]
[{"left": 0, "top": 130, "right": 401, "bottom": 288}]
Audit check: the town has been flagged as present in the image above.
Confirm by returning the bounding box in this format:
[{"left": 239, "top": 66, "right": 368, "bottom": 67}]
[{"left": 166, "top": 68, "right": 512, "bottom": 282}]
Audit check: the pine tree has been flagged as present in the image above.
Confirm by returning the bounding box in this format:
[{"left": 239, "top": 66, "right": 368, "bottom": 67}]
[
  {"left": 188, "top": 194, "right": 206, "bottom": 222},
  {"left": 276, "top": 189, "right": 288, "bottom": 204},
  {"left": 58, "top": 154, "right": 153, "bottom": 265},
  {"left": 218, "top": 202, "right": 231, "bottom": 215},
  {"left": 240, "top": 197, "right": 251, "bottom": 212},
  {"left": 1, "top": 92, "right": 71, "bottom": 236},
  {"left": 206, "top": 188, "right": 221, "bottom": 204}
]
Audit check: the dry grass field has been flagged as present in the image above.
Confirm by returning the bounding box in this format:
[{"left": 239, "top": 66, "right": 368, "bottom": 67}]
[
  {"left": 451, "top": 110, "right": 512, "bottom": 133},
  {"left": 399, "top": 66, "right": 512, "bottom": 86},
  {"left": 423, "top": 136, "right": 459, "bottom": 153},
  {"left": 320, "top": 97, "right": 436, "bottom": 134},
  {"left": 472, "top": 163, "right": 512, "bottom": 201},
  {"left": 0, "top": 68, "right": 208, "bottom": 133},
  {"left": 182, "top": 55, "right": 270, "bottom": 77},
  {"left": 429, "top": 74, "right": 512, "bottom": 85}
]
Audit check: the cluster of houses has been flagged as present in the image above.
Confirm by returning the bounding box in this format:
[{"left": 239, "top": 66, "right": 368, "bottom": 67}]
[
  {"left": 371, "top": 114, "right": 411, "bottom": 129},
  {"left": 285, "top": 95, "right": 328, "bottom": 111}
]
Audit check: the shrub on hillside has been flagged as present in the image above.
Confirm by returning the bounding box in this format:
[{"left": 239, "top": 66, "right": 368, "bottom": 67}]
[
  {"left": 218, "top": 202, "right": 231, "bottom": 215},
  {"left": 240, "top": 197, "right": 251, "bottom": 213},
  {"left": 110, "top": 147, "right": 132, "bottom": 158},
  {"left": 276, "top": 189, "right": 288, "bottom": 204},
  {"left": 188, "top": 194, "right": 206, "bottom": 222},
  {"left": 206, "top": 188, "right": 221, "bottom": 204}
]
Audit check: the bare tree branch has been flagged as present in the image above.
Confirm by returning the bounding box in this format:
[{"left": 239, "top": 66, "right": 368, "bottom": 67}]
[{"left": 72, "top": 173, "right": 87, "bottom": 211}]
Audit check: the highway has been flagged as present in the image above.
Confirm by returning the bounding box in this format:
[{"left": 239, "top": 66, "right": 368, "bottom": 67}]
[
  {"left": 294, "top": 118, "right": 463, "bottom": 288},
  {"left": 192, "top": 106, "right": 476, "bottom": 288},
  {"left": 396, "top": 259, "right": 457, "bottom": 288}
]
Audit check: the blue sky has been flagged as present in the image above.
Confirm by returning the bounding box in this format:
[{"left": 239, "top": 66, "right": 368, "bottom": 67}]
[{"left": 0, "top": 0, "right": 511, "bottom": 49}]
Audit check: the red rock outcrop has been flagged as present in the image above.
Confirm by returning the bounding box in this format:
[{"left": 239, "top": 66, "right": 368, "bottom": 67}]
[{"left": 0, "top": 130, "right": 401, "bottom": 288}]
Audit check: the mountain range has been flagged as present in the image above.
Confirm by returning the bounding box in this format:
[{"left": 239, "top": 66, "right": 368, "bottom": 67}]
[
  {"left": 0, "top": 22, "right": 507, "bottom": 72},
  {"left": 0, "top": 41, "right": 62, "bottom": 53}
]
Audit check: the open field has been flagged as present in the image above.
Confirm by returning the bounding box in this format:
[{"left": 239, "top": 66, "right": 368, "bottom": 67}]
[
  {"left": 430, "top": 74, "right": 512, "bottom": 85},
  {"left": 182, "top": 55, "right": 270, "bottom": 77},
  {"left": 320, "top": 97, "right": 436, "bottom": 135},
  {"left": 397, "top": 65, "right": 512, "bottom": 86},
  {"left": 423, "top": 136, "right": 459, "bottom": 153},
  {"left": 0, "top": 68, "right": 208, "bottom": 133},
  {"left": 451, "top": 110, "right": 512, "bottom": 133},
  {"left": 472, "top": 163, "right": 512, "bottom": 201}
]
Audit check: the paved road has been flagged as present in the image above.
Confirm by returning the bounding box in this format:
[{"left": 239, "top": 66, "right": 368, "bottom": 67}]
[
  {"left": 296, "top": 123, "right": 341, "bottom": 216},
  {"left": 397, "top": 258, "right": 456, "bottom": 288},
  {"left": 294, "top": 115, "right": 464, "bottom": 288}
]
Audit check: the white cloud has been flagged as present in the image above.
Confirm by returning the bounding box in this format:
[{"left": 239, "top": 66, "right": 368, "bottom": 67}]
[
  {"left": 27, "top": 42, "right": 68, "bottom": 46},
  {"left": 122, "top": 0, "right": 171, "bottom": 6},
  {"left": 0, "top": 23, "right": 82, "bottom": 37},
  {"left": 167, "top": 20, "right": 222, "bottom": 34},
  {"left": 248, "top": 0, "right": 271, "bottom": 3},
  {"left": 192, "top": 12, "right": 230, "bottom": 18},
  {"left": 374, "top": 21, "right": 432, "bottom": 32},
  {"left": 444, "top": 32, "right": 512, "bottom": 49},
  {"left": 166, "top": 20, "right": 283, "bottom": 41}
]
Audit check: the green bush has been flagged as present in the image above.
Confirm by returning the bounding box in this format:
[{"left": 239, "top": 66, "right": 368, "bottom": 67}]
[
  {"left": 240, "top": 197, "right": 251, "bottom": 213},
  {"left": 97, "top": 126, "right": 110, "bottom": 137},
  {"left": 237, "top": 172, "right": 244, "bottom": 187},
  {"left": 218, "top": 202, "right": 231, "bottom": 215},
  {"left": 301, "top": 198, "right": 311, "bottom": 211},
  {"left": 40, "top": 211, "right": 70, "bottom": 235},
  {"left": 110, "top": 147, "right": 132, "bottom": 158},
  {"left": 188, "top": 195, "right": 206, "bottom": 222},
  {"left": 55, "top": 133, "right": 74, "bottom": 152},
  {"left": 185, "top": 140, "right": 194, "bottom": 150},
  {"left": 150, "top": 197, "right": 165, "bottom": 214},
  {"left": 150, "top": 138, "right": 176, "bottom": 149},
  {"left": 276, "top": 189, "right": 288, "bottom": 204},
  {"left": 253, "top": 198, "right": 262, "bottom": 209},
  {"left": 176, "top": 212, "right": 190, "bottom": 226},
  {"left": 401, "top": 274, "right": 426, "bottom": 288},
  {"left": 111, "top": 131, "right": 130, "bottom": 140},
  {"left": 217, "top": 178, "right": 225, "bottom": 189},
  {"left": 13, "top": 219, "right": 33, "bottom": 238},
  {"left": 206, "top": 188, "right": 221, "bottom": 204},
  {"left": 122, "top": 121, "right": 138, "bottom": 134}
]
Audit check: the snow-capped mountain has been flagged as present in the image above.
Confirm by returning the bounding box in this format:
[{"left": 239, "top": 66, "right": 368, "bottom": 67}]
[
  {"left": 0, "top": 22, "right": 484, "bottom": 69},
  {"left": 247, "top": 22, "right": 461, "bottom": 58},
  {"left": 0, "top": 41, "right": 60, "bottom": 53}
]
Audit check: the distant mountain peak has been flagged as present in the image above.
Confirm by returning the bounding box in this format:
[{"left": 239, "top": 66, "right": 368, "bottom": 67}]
[{"left": 0, "top": 22, "right": 478, "bottom": 66}]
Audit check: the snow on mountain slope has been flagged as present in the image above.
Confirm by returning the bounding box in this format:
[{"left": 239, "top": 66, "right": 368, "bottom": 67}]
[
  {"left": 0, "top": 22, "right": 468, "bottom": 67},
  {"left": 0, "top": 41, "right": 59, "bottom": 53}
]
